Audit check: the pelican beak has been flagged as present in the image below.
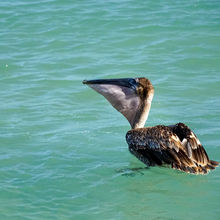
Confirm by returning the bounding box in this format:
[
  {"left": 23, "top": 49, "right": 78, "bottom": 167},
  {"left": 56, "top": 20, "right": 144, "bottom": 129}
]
[{"left": 83, "top": 78, "right": 138, "bottom": 91}]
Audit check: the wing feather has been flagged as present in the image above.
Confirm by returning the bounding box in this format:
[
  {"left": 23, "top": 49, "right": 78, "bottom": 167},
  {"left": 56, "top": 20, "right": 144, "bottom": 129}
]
[
  {"left": 171, "top": 123, "right": 209, "bottom": 166},
  {"left": 126, "top": 123, "right": 218, "bottom": 174}
]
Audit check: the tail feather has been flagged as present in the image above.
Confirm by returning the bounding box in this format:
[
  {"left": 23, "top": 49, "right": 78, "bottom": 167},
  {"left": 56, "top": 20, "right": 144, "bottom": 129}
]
[
  {"left": 210, "top": 160, "right": 219, "bottom": 167},
  {"left": 172, "top": 159, "right": 219, "bottom": 175}
]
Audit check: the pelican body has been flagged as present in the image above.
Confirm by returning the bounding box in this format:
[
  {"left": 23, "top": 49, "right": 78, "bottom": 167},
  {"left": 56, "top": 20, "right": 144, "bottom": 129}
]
[{"left": 83, "top": 77, "right": 218, "bottom": 174}]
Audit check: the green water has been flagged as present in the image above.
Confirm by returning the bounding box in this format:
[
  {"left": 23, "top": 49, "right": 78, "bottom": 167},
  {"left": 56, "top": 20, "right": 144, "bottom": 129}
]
[{"left": 0, "top": 0, "right": 220, "bottom": 219}]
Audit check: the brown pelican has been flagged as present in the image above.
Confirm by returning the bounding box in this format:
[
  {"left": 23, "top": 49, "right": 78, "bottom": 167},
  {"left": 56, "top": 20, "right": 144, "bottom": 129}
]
[{"left": 83, "top": 77, "right": 219, "bottom": 174}]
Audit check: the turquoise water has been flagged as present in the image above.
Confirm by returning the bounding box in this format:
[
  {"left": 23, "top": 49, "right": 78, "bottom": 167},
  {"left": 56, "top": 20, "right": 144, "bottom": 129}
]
[{"left": 0, "top": 0, "right": 220, "bottom": 219}]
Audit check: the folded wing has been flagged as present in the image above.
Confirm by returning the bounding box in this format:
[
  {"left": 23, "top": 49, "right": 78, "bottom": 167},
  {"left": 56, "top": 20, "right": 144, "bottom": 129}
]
[{"left": 126, "top": 123, "right": 219, "bottom": 174}]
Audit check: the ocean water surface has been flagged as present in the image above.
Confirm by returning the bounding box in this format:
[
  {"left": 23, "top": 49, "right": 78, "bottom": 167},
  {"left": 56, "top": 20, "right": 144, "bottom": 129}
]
[{"left": 0, "top": 0, "right": 220, "bottom": 219}]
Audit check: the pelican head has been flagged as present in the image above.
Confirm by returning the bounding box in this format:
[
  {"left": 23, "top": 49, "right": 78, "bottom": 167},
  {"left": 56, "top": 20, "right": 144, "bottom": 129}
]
[{"left": 83, "top": 77, "right": 154, "bottom": 129}]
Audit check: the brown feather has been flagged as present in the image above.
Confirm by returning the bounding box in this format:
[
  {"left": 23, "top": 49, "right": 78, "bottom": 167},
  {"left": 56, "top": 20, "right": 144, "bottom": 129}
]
[
  {"left": 84, "top": 78, "right": 218, "bottom": 175},
  {"left": 126, "top": 123, "right": 219, "bottom": 174}
]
